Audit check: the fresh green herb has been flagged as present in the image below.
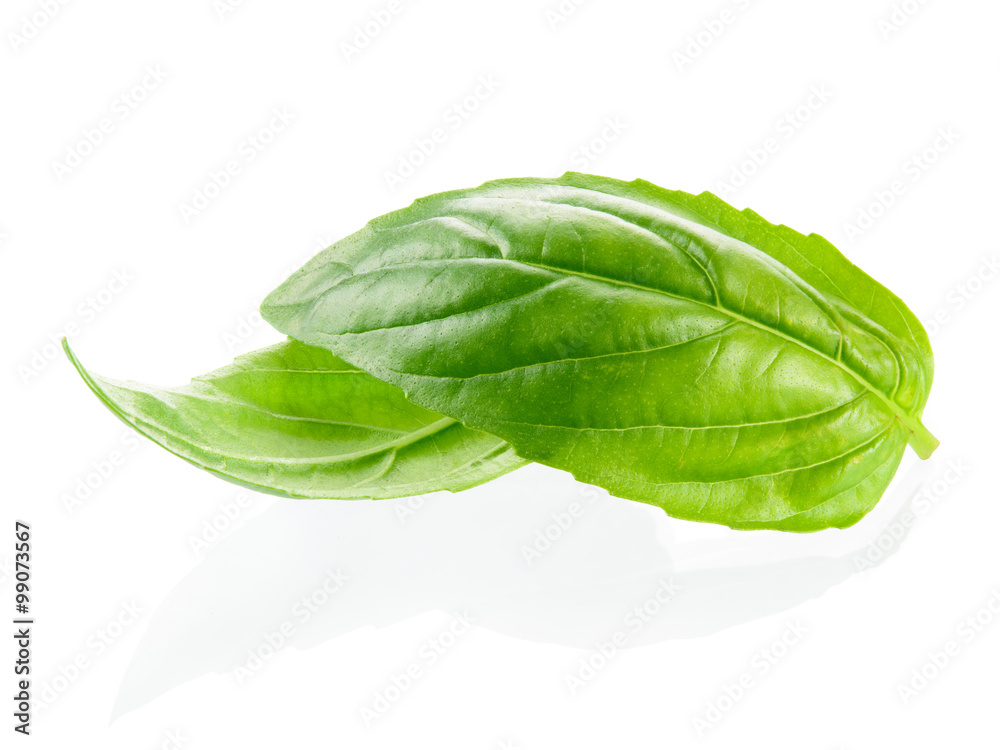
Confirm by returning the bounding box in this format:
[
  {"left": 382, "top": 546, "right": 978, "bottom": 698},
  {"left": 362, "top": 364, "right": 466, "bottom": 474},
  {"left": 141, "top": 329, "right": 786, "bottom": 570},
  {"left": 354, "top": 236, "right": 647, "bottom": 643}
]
[
  {"left": 65, "top": 173, "right": 937, "bottom": 531},
  {"left": 261, "top": 173, "right": 937, "bottom": 531},
  {"left": 63, "top": 338, "right": 526, "bottom": 499}
]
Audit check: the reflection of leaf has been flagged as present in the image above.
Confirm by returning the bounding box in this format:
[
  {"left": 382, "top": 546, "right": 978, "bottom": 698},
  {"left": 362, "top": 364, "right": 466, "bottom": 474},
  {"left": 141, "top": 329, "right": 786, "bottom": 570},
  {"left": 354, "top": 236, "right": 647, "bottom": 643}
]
[
  {"left": 262, "top": 172, "right": 937, "bottom": 531},
  {"left": 111, "top": 460, "right": 927, "bottom": 719},
  {"left": 64, "top": 338, "right": 526, "bottom": 499}
]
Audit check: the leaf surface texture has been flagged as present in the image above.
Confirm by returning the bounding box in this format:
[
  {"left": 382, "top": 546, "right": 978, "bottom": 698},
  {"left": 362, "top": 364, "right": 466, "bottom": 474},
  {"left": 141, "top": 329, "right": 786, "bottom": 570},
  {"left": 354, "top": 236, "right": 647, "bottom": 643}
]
[{"left": 262, "top": 173, "right": 937, "bottom": 530}]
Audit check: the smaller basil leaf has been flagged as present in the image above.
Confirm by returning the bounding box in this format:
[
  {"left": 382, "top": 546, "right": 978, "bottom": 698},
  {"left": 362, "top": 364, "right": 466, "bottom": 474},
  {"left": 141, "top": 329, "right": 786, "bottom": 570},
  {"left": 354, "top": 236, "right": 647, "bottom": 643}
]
[{"left": 63, "top": 338, "right": 527, "bottom": 499}]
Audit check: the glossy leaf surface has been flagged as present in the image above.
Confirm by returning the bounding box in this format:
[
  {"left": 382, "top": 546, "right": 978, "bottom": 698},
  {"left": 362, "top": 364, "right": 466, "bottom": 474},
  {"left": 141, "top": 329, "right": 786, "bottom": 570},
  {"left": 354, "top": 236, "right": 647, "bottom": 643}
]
[
  {"left": 262, "top": 173, "right": 937, "bottom": 531},
  {"left": 64, "top": 338, "right": 526, "bottom": 499}
]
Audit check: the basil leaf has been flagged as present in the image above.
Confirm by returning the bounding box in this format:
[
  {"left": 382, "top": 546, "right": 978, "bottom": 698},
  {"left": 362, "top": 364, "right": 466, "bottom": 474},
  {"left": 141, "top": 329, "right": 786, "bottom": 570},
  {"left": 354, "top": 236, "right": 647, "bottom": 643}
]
[
  {"left": 63, "top": 338, "right": 526, "bottom": 499},
  {"left": 261, "top": 173, "right": 937, "bottom": 531}
]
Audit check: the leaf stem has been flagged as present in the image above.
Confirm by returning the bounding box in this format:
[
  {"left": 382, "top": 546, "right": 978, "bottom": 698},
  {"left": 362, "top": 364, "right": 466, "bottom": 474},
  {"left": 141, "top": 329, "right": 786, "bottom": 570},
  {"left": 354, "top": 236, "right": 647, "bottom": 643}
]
[{"left": 902, "top": 417, "right": 939, "bottom": 460}]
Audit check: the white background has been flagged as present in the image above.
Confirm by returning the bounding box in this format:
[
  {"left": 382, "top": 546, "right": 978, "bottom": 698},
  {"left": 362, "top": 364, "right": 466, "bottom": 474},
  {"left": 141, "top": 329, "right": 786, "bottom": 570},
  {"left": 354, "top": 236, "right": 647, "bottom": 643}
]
[{"left": 2, "top": 0, "right": 999, "bottom": 747}]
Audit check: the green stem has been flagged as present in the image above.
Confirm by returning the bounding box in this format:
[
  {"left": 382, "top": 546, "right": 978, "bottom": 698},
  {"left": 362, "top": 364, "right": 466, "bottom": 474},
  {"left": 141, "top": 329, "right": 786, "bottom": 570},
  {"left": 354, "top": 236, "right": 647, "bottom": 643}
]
[{"left": 903, "top": 417, "right": 939, "bottom": 460}]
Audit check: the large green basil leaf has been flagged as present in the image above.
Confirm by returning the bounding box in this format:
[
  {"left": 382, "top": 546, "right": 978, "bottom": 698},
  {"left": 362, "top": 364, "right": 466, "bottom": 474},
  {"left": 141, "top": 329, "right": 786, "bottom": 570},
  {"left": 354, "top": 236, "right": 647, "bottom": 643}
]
[
  {"left": 261, "top": 173, "right": 937, "bottom": 531},
  {"left": 63, "top": 338, "right": 526, "bottom": 499}
]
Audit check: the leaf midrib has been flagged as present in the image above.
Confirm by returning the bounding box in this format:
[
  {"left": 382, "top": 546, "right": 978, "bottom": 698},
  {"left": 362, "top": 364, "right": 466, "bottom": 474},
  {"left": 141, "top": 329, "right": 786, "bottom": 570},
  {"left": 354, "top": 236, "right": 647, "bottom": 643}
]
[
  {"left": 513, "top": 258, "right": 921, "bottom": 434},
  {"left": 64, "top": 340, "right": 463, "bottom": 467},
  {"left": 125, "top": 397, "right": 460, "bottom": 465}
]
